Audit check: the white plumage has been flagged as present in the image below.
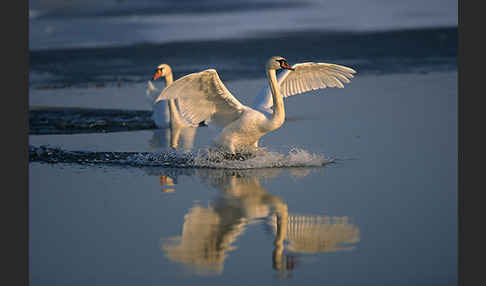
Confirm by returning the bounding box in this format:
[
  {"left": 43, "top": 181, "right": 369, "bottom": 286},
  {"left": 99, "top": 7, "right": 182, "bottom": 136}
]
[
  {"left": 252, "top": 62, "right": 356, "bottom": 114},
  {"left": 155, "top": 57, "right": 356, "bottom": 153},
  {"left": 147, "top": 64, "right": 200, "bottom": 150},
  {"left": 147, "top": 64, "right": 198, "bottom": 129}
]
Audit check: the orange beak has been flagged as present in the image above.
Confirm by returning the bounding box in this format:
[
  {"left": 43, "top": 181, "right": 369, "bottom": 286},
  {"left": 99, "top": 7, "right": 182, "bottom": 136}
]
[
  {"left": 152, "top": 69, "right": 163, "bottom": 81},
  {"left": 281, "top": 61, "right": 295, "bottom": 71}
]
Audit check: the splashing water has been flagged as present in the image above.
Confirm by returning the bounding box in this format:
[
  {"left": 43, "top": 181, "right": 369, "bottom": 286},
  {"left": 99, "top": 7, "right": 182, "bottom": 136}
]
[
  {"left": 29, "top": 145, "right": 333, "bottom": 169},
  {"left": 191, "top": 147, "right": 330, "bottom": 169}
]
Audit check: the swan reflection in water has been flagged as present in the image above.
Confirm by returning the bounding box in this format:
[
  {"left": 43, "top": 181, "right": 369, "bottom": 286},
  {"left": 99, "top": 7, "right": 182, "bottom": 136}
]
[
  {"left": 156, "top": 168, "right": 360, "bottom": 276},
  {"left": 148, "top": 127, "right": 198, "bottom": 152}
]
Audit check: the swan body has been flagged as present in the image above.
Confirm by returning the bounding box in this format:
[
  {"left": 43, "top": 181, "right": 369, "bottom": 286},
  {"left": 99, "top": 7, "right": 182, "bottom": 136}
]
[{"left": 154, "top": 57, "right": 356, "bottom": 153}]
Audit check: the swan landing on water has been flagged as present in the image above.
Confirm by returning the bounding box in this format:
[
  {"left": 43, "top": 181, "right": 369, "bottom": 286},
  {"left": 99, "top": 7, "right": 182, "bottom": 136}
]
[{"left": 154, "top": 56, "right": 356, "bottom": 154}]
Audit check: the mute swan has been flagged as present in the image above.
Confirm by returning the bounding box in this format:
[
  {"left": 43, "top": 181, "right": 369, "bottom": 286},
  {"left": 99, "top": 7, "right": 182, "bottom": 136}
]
[
  {"left": 147, "top": 64, "right": 200, "bottom": 150},
  {"left": 147, "top": 64, "right": 197, "bottom": 129},
  {"left": 154, "top": 56, "right": 356, "bottom": 153}
]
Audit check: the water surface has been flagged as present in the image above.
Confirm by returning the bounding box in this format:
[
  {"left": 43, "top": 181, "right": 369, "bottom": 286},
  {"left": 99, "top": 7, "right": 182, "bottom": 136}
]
[
  {"left": 30, "top": 71, "right": 457, "bottom": 284},
  {"left": 29, "top": 1, "right": 457, "bottom": 284}
]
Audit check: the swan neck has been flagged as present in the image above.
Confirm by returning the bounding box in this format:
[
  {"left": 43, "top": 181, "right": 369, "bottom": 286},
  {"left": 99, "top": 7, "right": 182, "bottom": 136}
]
[
  {"left": 167, "top": 99, "right": 182, "bottom": 126},
  {"left": 165, "top": 70, "right": 182, "bottom": 126},
  {"left": 164, "top": 71, "right": 174, "bottom": 86},
  {"left": 272, "top": 201, "right": 288, "bottom": 270},
  {"left": 267, "top": 69, "right": 285, "bottom": 128},
  {"left": 169, "top": 124, "right": 180, "bottom": 148}
]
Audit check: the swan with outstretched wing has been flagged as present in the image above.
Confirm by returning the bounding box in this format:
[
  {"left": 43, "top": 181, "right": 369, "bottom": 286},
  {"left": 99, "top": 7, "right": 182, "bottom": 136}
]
[
  {"left": 252, "top": 62, "right": 356, "bottom": 114},
  {"left": 154, "top": 56, "right": 356, "bottom": 153}
]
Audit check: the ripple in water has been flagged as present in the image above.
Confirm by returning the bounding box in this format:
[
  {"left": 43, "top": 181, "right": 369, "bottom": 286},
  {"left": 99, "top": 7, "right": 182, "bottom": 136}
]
[{"left": 29, "top": 145, "right": 332, "bottom": 169}]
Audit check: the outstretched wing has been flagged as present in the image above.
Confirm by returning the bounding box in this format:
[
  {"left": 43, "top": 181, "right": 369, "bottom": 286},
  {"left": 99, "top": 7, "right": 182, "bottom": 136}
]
[
  {"left": 155, "top": 69, "right": 247, "bottom": 128},
  {"left": 253, "top": 62, "right": 356, "bottom": 113},
  {"left": 278, "top": 62, "right": 356, "bottom": 97}
]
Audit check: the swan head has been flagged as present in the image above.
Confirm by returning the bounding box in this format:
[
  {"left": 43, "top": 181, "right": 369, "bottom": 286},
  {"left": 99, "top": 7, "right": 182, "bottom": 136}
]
[
  {"left": 152, "top": 64, "right": 172, "bottom": 81},
  {"left": 266, "top": 56, "right": 295, "bottom": 71}
]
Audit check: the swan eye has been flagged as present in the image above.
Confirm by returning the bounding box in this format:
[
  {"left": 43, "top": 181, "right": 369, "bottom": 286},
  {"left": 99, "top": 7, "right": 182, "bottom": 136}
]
[{"left": 277, "top": 59, "right": 288, "bottom": 67}]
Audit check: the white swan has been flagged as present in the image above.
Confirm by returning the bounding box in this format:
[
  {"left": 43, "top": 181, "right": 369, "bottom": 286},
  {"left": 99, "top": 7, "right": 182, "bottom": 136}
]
[
  {"left": 147, "top": 64, "right": 198, "bottom": 128},
  {"left": 154, "top": 56, "right": 356, "bottom": 153},
  {"left": 147, "top": 64, "right": 199, "bottom": 150}
]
